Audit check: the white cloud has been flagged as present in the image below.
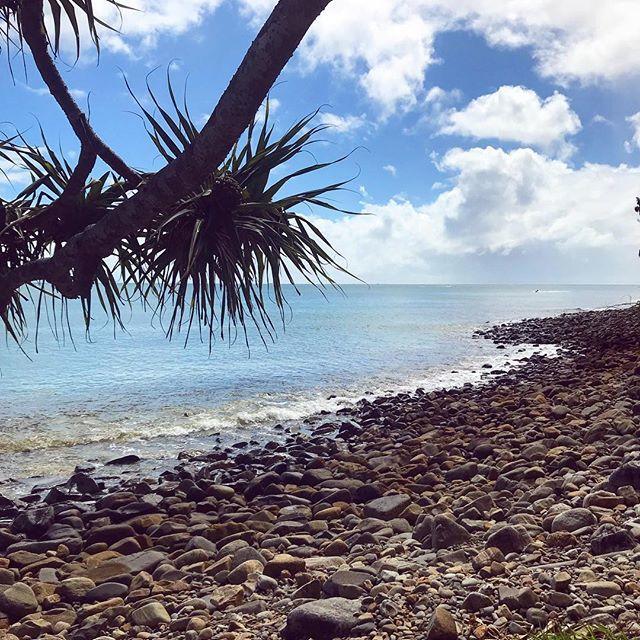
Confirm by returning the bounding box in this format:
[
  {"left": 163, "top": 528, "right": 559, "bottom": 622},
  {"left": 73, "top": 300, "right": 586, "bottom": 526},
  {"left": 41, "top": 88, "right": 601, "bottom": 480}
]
[
  {"left": 255, "top": 97, "right": 281, "bottom": 124},
  {"left": 23, "top": 84, "right": 87, "bottom": 101},
  {"left": 592, "top": 114, "right": 612, "bottom": 126},
  {"left": 319, "top": 112, "right": 367, "bottom": 134},
  {"left": 626, "top": 112, "right": 640, "bottom": 153},
  {"left": 383, "top": 164, "right": 397, "bottom": 176},
  {"left": 48, "top": 0, "right": 224, "bottom": 56},
  {"left": 439, "top": 86, "right": 581, "bottom": 158},
  {"left": 312, "top": 147, "right": 640, "bottom": 282},
  {"left": 299, "top": 2, "right": 441, "bottom": 116},
  {"left": 0, "top": 158, "right": 31, "bottom": 199},
  {"left": 70, "top": 88, "right": 88, "bottom": 101},
  {"left": 240, "top": 1, "right": 640, "bottom": 115}
]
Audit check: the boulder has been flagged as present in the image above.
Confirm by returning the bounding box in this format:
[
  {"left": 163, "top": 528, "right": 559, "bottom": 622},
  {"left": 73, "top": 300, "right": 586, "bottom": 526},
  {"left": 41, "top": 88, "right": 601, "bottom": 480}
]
[
  {"left": 363, "top": 494, "right": 411, "bottom": 520},
  {"left": 431, "top": 514, "right": 470, "bottom": 550},
  {"left": 550, "top": 508, "right": 597, "bottom": 533},
  {"left": 323, "top": 570, "right": 371, "bottom": 599},
  {"left": 282, "top": 597, "right": 362, "bottom": 640},
  {"left": 264, "top": 554, "right": 305, "bottom": 578},
  {"left": 590, "top": 524, "right": 636, "bottom": 555},
  {"left": 0, "top": 583, "right": 38, "bottom": 620},
  {"left": 485, "top": 525, "right": 528, "bottom": 554},
  {"left": 609, "top": 463, "right": 640, "bottom": 490},
  {"left": 425, "top": 606, "right": 458, "bottom": 640},
  {"left": 130, "top": 601, "right": 170, "bottom": 627}
]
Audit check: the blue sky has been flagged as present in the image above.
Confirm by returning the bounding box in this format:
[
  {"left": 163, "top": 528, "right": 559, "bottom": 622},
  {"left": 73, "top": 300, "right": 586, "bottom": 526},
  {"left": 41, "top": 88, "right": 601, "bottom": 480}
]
[{"left": 2, "top": 0, "right": 640, "bottom": 284}]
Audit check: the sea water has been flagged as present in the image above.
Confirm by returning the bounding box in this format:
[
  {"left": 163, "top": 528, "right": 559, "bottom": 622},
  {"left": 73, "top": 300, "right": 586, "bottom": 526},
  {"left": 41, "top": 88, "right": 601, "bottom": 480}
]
[{"left": 0, "top": 284, "right": 637, "bottom": 494}]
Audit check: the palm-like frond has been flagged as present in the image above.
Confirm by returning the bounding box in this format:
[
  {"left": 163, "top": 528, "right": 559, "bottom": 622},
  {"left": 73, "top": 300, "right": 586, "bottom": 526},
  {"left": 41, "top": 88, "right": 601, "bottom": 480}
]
[
  {"left": 1, "top": 0, "right": 131, "bottom": 62},
  {"left": 1, "top": 74, "right": 361, "bottom": 350},
  {"left": 124, "top": 75, "right": 360, "bottom": 347},
  {"left": 0, "top": 130, "right": 134, "bottom": 343}
]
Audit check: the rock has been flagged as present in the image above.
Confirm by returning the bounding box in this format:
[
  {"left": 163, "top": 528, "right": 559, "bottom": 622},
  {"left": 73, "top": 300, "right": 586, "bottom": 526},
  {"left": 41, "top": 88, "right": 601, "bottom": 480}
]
[
  {"left": 498, "top": 586, "right": 520, "bottom": 609},
  {"left": 485, "top": 525, "right": 528, "bottom": 554},
  {"left": 431, "top": 514, "right": 470, "bottom": 550},
  {"left": 462, "top": 592, "right": 493, "bottom": 612},
  {"left": 292, "top": 579, "right": 323, "bottom": 600},
  {"left": 106, "top": 454, "right": 141, "bottom": 466},
  {"left": 174, "top": 548, "right": 210, "bottom": 568},
  {"left": 85, "top": 582, "right": 129, "bottom": 602},
  {"left": 583, "top": 490, "right": 621, "bottom": 509},
  {"left": 68, "top": 472, "right": 100, "bottom": 494},
  {"left": 585, "top": 581, "right": 622, "bottom": 597},
  {"left": 282, "top": 597, "right": 362, "bottom": 640},
  {"left": 0, "top": 583, "right": 39, "bottom": 620},
  {"left": 609, "top": 463, "right": 640, "bottom": 490},
  {"left": 413, "top": 516, "right": 433, "bottom": 543},
  {"left": 363, "top": 494, "right": 411, "bottom": 521},
  {"left": 227, "top": 559, "right": 264, "bottom": 584},
  {"left": 553, "top": 571, "right": 571, "bottom": 592},
  {"left": 57, "top": 577, "right": 96, "bottom": 602},
  {"left": 590, "top": 524, "right": 636, "bottom": 555},
  {"left": 526, "top": 607, "right": 549, "bottom": 628},
  {"left": 444, "top": 462, "right": 478, "bottom": 482},
  {"left": 264, "top": 554, "right": 305, "bottom": 578},
  {"left": 551, "top": 405, "right": 571, "bottom": 418},
  {"left": 130, "top": 601, "right": 171, "bottom": 627},
  {"left": 551, "top": 508, "right": 597, "bottom": 533},
  {"left": 323, "top": 570, "right": 371, "bottom": 599},
  {"left": 425, "top": 606, "right": 458, "bottom": 640},
  {"left": 11, "top": 507, "right": 54, "bottom": 537},
  {"left": 87, "top": 524, "right": 136, "bottom": 546},
  {"left": 472, "top": 547, "right": 505, "bottom": 571},
  {"left": 208, "top": 584, "right": 245, "bottom": 609},
  {"left": 230, "top": 546, "right": 266, "bottom": 568}
]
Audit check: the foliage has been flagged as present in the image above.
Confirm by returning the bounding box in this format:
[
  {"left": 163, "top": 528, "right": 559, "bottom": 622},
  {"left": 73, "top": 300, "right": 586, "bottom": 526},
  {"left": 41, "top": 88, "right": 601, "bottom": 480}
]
[
  {"left": 1, "top": 0, "right": 128, "bottom": 61},
  {"left": 0, "top": 75, "right": 358, "bottom": 349},
  {"left": 529, "top": 626, "right": 630, "bottom": 640}
]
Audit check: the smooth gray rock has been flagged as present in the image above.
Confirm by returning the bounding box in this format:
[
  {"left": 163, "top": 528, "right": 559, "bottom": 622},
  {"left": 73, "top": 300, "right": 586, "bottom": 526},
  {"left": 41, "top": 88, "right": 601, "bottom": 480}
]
[
  {"left": 363, "top": 494, "right": 411, "bottom": 520},
  {"left": 282, "top": 597, "right": 361, "bottom": 639}
]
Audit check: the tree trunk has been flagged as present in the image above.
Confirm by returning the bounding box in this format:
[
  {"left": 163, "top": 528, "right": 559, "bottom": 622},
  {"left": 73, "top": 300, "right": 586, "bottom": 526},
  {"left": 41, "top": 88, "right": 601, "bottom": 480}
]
[{"left": 4, "top": 0, "right": 331, "bottom": 296}]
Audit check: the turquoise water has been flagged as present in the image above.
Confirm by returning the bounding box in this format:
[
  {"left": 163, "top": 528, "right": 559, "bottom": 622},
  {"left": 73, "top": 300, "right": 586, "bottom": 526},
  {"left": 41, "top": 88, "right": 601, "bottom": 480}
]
[{"left": 0, "top": 284, "right": 638, "bottom": 492}]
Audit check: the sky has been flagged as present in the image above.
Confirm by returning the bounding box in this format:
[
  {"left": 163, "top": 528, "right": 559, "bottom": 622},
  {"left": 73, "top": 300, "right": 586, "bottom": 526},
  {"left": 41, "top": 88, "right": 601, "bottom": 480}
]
[{"left": 2, "top": 0, "right": 640, "bottom": 284}]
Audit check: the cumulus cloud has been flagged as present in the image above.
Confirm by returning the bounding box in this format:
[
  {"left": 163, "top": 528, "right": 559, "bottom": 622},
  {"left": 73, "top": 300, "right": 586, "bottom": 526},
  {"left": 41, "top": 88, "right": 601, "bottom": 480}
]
[
  {"left": 383, "top": 164, "right": 397, "bottom": 176},
  {"left": 311, "top": 147, "right": 640, "bottom": 282},
  {"left": 0, "top": 158, "right": 31, "bottom": 198},
  {"left": 48, "top": 0, "right": 224, "bottom": 56},
  {"left": 319, "top": 112, "right": 368, "bottom": 134},
  {"left": 438, "top": 86, "right": 581, "bottom": 158},
  {"left": 240, "top": 1, "right": 640, "bottom": 115},
  {"left": 625, "top": 112, "right": 640, "bottom": 153},
  {"left": 299, "top": 2, "right": 441, "bottom": 116}
]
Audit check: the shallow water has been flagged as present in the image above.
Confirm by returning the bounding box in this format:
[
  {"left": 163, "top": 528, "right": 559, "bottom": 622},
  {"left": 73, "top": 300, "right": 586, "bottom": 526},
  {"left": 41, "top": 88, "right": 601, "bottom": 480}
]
[{"left": 1, "top": 284, "right": 637, "bottom": 495}]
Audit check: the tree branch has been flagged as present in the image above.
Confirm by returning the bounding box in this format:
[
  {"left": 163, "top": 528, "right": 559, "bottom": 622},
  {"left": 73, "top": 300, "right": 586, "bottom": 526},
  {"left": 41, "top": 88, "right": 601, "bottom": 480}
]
[
  {"left": 1, "top": 0, "right": 331, "bottom": 299},
  {"left": 19, "top": 0, "right": 139, "bottom": 184}
]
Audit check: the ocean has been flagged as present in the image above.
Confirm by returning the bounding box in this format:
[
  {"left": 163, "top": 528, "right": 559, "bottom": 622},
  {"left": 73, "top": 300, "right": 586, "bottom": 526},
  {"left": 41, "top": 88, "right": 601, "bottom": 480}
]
[{"left": 1, "top": 284, "right": 638, "bottom": 496}]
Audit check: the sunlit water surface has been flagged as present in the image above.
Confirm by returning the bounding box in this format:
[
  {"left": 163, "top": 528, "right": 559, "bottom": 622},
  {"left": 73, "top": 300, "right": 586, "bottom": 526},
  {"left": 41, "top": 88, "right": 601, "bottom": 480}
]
[{"left": 1, "top": 284, "right": 637, "bottom": 495}]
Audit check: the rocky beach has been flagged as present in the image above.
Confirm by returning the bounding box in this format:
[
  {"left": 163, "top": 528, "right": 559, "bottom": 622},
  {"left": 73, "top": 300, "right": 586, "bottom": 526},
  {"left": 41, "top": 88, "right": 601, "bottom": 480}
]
[{"left": 1, "top": 304, "right": 640, "bottom": 640}]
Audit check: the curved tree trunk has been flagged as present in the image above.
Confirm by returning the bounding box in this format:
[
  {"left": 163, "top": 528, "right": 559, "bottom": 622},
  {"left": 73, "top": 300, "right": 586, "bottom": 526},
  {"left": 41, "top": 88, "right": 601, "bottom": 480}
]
[{"left": 2, "top": 0, "right": 331, "bottom": 298}]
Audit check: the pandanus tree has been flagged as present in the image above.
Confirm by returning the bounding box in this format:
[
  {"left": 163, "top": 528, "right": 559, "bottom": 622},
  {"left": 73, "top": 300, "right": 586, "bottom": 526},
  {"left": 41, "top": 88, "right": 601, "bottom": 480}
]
[{"left": 0, "top": 0, "right": 353, "bottom": 350}]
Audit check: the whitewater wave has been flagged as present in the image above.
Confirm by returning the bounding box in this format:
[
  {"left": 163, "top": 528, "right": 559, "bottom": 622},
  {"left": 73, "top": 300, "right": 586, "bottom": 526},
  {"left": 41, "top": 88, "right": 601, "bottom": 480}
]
[{"left": 0, "top": 340, "right": 555, "bottom": 456}]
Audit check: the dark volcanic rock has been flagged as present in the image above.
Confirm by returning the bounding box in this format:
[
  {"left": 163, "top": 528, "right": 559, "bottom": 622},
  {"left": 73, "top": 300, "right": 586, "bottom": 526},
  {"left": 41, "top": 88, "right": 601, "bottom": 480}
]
[
  {"left": 609, "top": 464, "right": 640, "bottom": 491},
  {"left": 590, "top": 524, "right": 636, "bottom": 555},
  {"left": 282, "top": 597, "right": 362, "bottom": 640},
  {"left": 105, "top": 454, "right": 141, "bottom": 466},
  {"left": 486, "top": 525, "right": 528, "bottom": 554},
  {"left": 11, "top": 506, "right": 54, "bottom": 537},
  {"left": 363, "top": 494, "right": 411, "bottom": 520}
]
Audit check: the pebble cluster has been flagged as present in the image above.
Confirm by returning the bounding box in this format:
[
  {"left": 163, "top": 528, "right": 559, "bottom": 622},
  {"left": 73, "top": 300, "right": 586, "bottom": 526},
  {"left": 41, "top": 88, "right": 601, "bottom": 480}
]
[{"left": 2, "top": 305, "right": 640, "bottom": 639}]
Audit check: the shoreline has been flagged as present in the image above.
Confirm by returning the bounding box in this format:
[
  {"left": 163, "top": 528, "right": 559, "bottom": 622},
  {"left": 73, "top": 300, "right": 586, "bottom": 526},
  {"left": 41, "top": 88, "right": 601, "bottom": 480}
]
[
  {"left": 0, "top": 337, "right": 552, "bottom": 502},
  {"left": 0, "top": 305, "right": 640, "bottom": 638}
]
